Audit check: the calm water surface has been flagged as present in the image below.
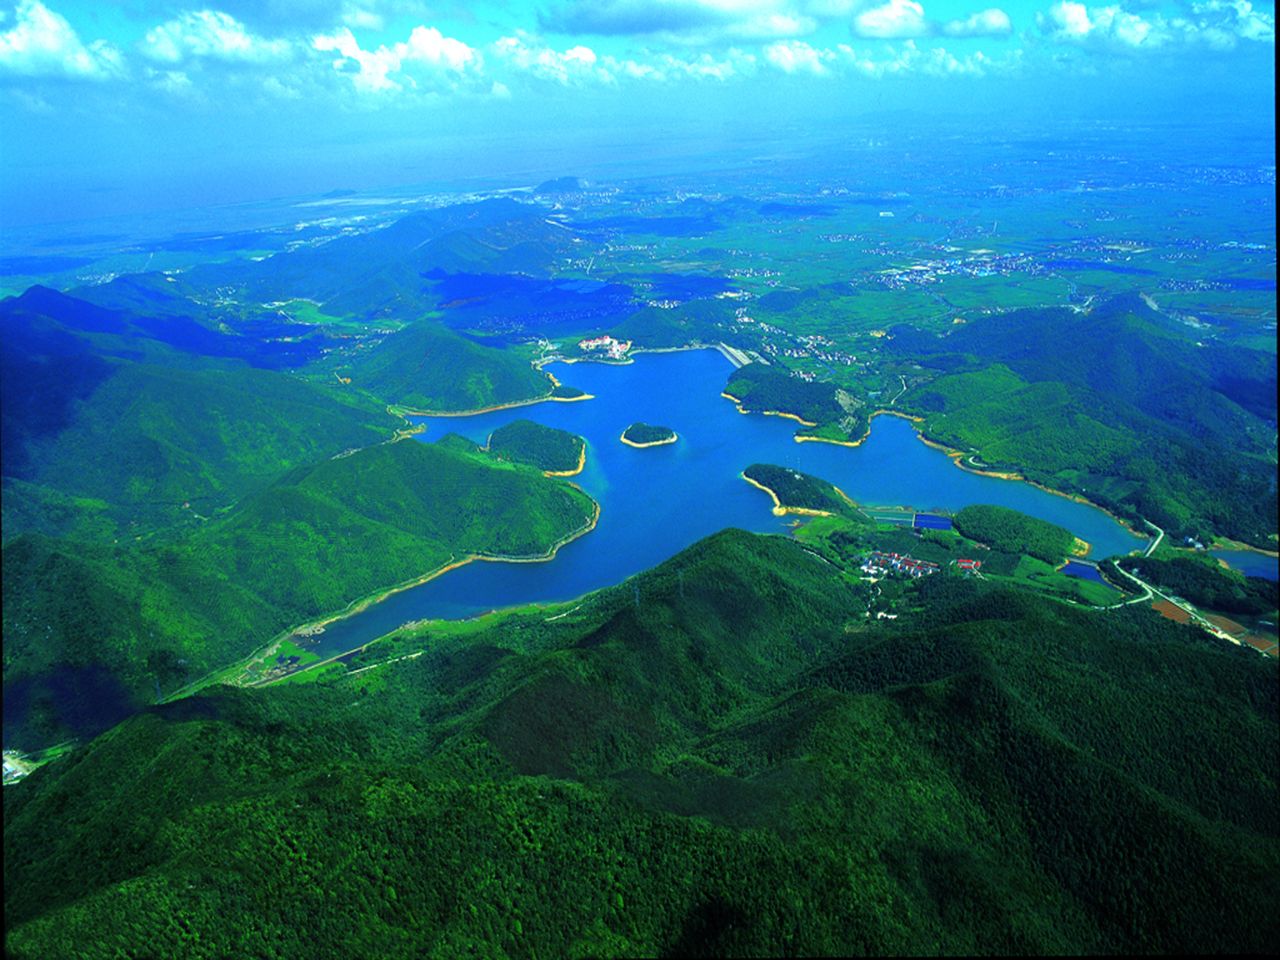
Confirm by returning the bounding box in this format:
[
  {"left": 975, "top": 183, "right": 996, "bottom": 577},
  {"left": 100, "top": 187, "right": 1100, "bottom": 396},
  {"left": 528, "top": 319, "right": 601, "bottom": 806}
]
[
  {"left": 313, "top": 350, "right": 1148, "bottom": 655},
  {"left": 1211, "top": 550, "right": 1279, "bottom": 582}
]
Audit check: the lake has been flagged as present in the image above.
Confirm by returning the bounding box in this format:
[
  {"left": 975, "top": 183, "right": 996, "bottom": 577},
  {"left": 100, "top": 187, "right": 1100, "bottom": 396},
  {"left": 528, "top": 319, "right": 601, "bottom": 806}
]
[
  {"left": 1211, "top": 549, "right": 1279, "bottom": 582},
  {"left": 1060, "top": 560, "right": 1108, "bottom": 583},
  {"left": 309, "top": 349, "right": 1146, "bottom": 657}
]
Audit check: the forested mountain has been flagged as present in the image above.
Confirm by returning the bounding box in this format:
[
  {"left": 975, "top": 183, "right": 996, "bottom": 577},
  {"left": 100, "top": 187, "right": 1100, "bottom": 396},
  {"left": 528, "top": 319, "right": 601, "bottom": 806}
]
[
  {"left": 3, "top": 438, "right": 596, "bottom": 747},
  {"left": 0, "top": 286, "right": 390, "bottom": 540},
  {"left": 74, "top": 198, "right": 576, "bottom": 322},
  {"left": 892, "top": 296, "right": 1278, "bottom": 545},
  {"left": 3, "top": 167, "right": 1276, "bottom": 960},
  {"left": 487, "top": 419, "right": 586, "bottom": 473},
  {"left": 343, "top": 319, "right": 556, "bottom": 413},
  {"left": 5, "top": 530, "right": 1275, "bottom": 957}
]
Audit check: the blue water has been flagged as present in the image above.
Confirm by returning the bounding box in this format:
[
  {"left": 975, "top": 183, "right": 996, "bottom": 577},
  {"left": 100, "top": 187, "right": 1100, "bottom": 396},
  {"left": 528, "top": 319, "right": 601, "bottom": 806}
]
[
  {"left": 310, "top": 349, "right": 1146, "bottom": 656},
  {"left": 1211, "top": 277, "right": 1276, "bottom": 292},
  {"left": 1045, "top": 259, "right": 1156, "bottom": 276},
  {"left": 914, "top": 514, "right": 953, "bottom": 530},
  {"left": 1060, "top": 560, "right": 1107, "bottom": 583},
  {"left": 1212, "top": 549, "right": 1279, "bottom": 582}
]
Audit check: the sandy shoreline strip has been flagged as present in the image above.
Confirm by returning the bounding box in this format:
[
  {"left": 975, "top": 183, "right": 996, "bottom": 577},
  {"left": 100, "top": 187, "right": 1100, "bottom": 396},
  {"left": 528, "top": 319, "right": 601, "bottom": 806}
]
[
  {"left": 794, "top": 409, "right": 924, "bottom": 448},
  {"left": 741, "top": 472, "right": 836, "bottom": 518},
  {"left": 393, "top": 389, "right": 594, "bottom": 419},
  {"left": 1211, "top": 537, "right": 1280, "bottom": 558},
  {"left": 620, "top": 430, "right": 678, "bottom": 449},
  {"left": 725, "top": 391, "right": 1150, "bottom": 549},
  {"left": 720, "top": 391, "right": 820, "bottom": 427},
  {"left": 230, "top": 498, "right": 602, "bottom": 689},
  {"left": 543, "top": 443, "right": 588, "bottom": 477},
  {"left": 919, "top": 433, "right": 1148, "bottom": 540}
]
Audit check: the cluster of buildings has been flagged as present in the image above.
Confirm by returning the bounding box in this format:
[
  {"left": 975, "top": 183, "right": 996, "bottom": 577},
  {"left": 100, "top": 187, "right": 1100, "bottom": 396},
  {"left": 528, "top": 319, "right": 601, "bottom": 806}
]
[
  {"left": 727, "top": 267, "right": 781, "bottom": 281},
  {"left": 956, "top": 558, "right": 983, "bottom": 573},
  {"left": 861, "top": 551, "right": 940, "bottom": 579},
  {"left": 577, "top": 334, "right": 632, "bottom": 360},
  {"left": 3, "top": 751, "right": 32, "bottom": 786},
  {"left": 868, "top": 251, "right": 1047, "bottom": 290},
  {"left": 781, "top": 344, "right": 857, "bottom": 367},
  {"left": 1160, "top": 278, "right": 1236, "bottom": 292}
]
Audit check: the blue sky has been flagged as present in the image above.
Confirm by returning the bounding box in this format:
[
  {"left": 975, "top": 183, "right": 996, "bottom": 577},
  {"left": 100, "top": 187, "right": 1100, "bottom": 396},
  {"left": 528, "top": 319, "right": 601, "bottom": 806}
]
[{"left": 0, "top": 1, "right": 1274, "bottom": 226}]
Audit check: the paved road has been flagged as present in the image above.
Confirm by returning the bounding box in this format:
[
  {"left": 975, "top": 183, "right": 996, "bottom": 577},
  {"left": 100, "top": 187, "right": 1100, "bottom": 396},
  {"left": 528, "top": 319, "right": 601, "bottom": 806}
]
[
  {"left": 1143, "top": 519, "right": 1165, "bottom": 557},
  {"left": 1109, "top": 562, "right": 1237, "bottom": 643}
]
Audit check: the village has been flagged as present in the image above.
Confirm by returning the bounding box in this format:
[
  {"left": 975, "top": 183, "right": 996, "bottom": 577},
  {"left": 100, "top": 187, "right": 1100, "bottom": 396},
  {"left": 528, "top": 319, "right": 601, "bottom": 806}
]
[
  {"left": 859, "top": 550, "right": 984, "bottom": 580},
  {"left": 576, "top": 334, "right": 632, "bottom": 360}
]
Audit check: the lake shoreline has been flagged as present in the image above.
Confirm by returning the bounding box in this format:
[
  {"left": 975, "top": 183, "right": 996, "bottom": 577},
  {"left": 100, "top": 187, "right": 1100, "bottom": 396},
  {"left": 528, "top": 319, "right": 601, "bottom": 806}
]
[
  {"left": 741, "top": 472, "right": 836, "bottom": 518},
  {"left": 905, "top": 426, "right": 1151, "bottom": 547},
  {"left": 620, "top": 430, "right": 678, "bottom": 449},
  {"left": 720, "top": 391, "right": 820, "bottom": 427},
  {"left": 544, "top": 443, "right": 588, "bottom": 477},
  {"left": 795, "top": 409, "right": 924, "bottom": 449},
  {"left": 727, "top": 396, "right": 1150, "bottom": 553},
  {"left": 208, "top": 497, "right": 603, "bottom": 692},
  {"left": 394, "top": 389, "right": 594, "bottom": 419},
  {"left": 1212, "top": 537, "right": 1280, "bottom": 559},
  {"left": 534, "top": 342, "right": 744, "bottom": 370}
]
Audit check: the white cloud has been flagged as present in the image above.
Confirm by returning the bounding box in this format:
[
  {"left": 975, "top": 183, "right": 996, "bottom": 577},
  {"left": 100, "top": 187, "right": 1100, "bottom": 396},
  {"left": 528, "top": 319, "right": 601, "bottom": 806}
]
[
  {"left": 341, "top": 5, "right": 385, "bottom": 31},
  {"left": 1036, "top": 3, "right": 1167, "bottom": 47},
  {"left": 1192, "top": 1, "right": 1275, "bottom": 41},
  {"left": 638, "top": 48, "right": 755, "bottom": 79},
  {"left": 402, "top": 25, "right": 477, "bottom": 71},
  {"left": 837, "top": 37, "right": 1011, "bottom": 76},
  {"left": 314, "top": 28, "right": 395, "bottom": 90},
  {"left": 313, "top": 23, "right": 479, "bottom": 93},
  {"left": 1037, "top": 1, "right": 1274, "bottom": 50},
  {"left": 143, "top": 10, "right": 292, "bottom": 63},
  {"left": 853, "top": 0, "right": 930, "bottom": 38},
  {"left": 0, "top": 0, "right": 124, "bottom": 79},
  {"left": 491, "top": 33, "right": 610, "bottom": 84},
  {"left": 1041, "top": 1, "right": 1095, "bottom": 37},
  {"left": 491, "top": 33, "right": 753, "bottom": 85},
  {"left": 763, "top": 38, "right": 832, "bottom": 73},
  {"left": 941, "top": 8, "right": 1013, "bottom": 37},
  {"left": 149, "top": 67, "right": 195, "bottom": 96},
  {"left": 538, "top": 0, "right": 838, "bottom": 43},
  {"left": 262, "top": 75, "right": 302, "bottom": 99}
]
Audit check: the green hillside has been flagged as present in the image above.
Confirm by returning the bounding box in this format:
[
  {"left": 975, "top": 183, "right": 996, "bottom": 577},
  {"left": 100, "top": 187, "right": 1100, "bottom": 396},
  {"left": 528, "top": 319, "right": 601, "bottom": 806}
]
[
  {"left": 5, "top": 362, "right": 392, "bottom": 540},
  {"left": 345, "top": 319, "right": 555, "bottom": 413},
  {"left": 894, "top": 296, "right": 1278, "bottom": 545},
  {"left": 723, "top": 362, "right": 866, "bottom": 443},
  {"left": 5, "top": 530, "right": 1275, "bottom": 957},
  {"left": 488, "top": 419, "right": 585, "bottom": 473},
  {"left": 1, "top": 287, "right": 391, "bottom": 541},
  {"left": 723, "top": 361, "right": 843, "bottom": 424},
  {"left": 2, "top": 439, "right": 597, "bottom": 747},
  {"left": 952, "top": 504, "right": 1077, "bottom": 565},
  {"left": 1112, "top": 554, "right": 1277, "bottom": 616}
]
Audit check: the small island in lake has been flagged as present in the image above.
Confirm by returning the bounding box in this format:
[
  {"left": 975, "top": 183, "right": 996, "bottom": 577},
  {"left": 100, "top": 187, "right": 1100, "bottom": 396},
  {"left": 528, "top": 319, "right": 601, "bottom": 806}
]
[
  {"left": 621, "top": 422, "right": 678, "bottom": 448},
  {"left": 741, "top": 463, "right": 864, "bottom": 519}
]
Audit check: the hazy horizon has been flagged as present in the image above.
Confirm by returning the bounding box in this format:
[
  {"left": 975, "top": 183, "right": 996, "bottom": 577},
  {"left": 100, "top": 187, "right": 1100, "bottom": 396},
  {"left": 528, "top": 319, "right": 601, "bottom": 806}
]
[{"left": 1, "top": 0, "right": 1274, "bottom": 228}]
